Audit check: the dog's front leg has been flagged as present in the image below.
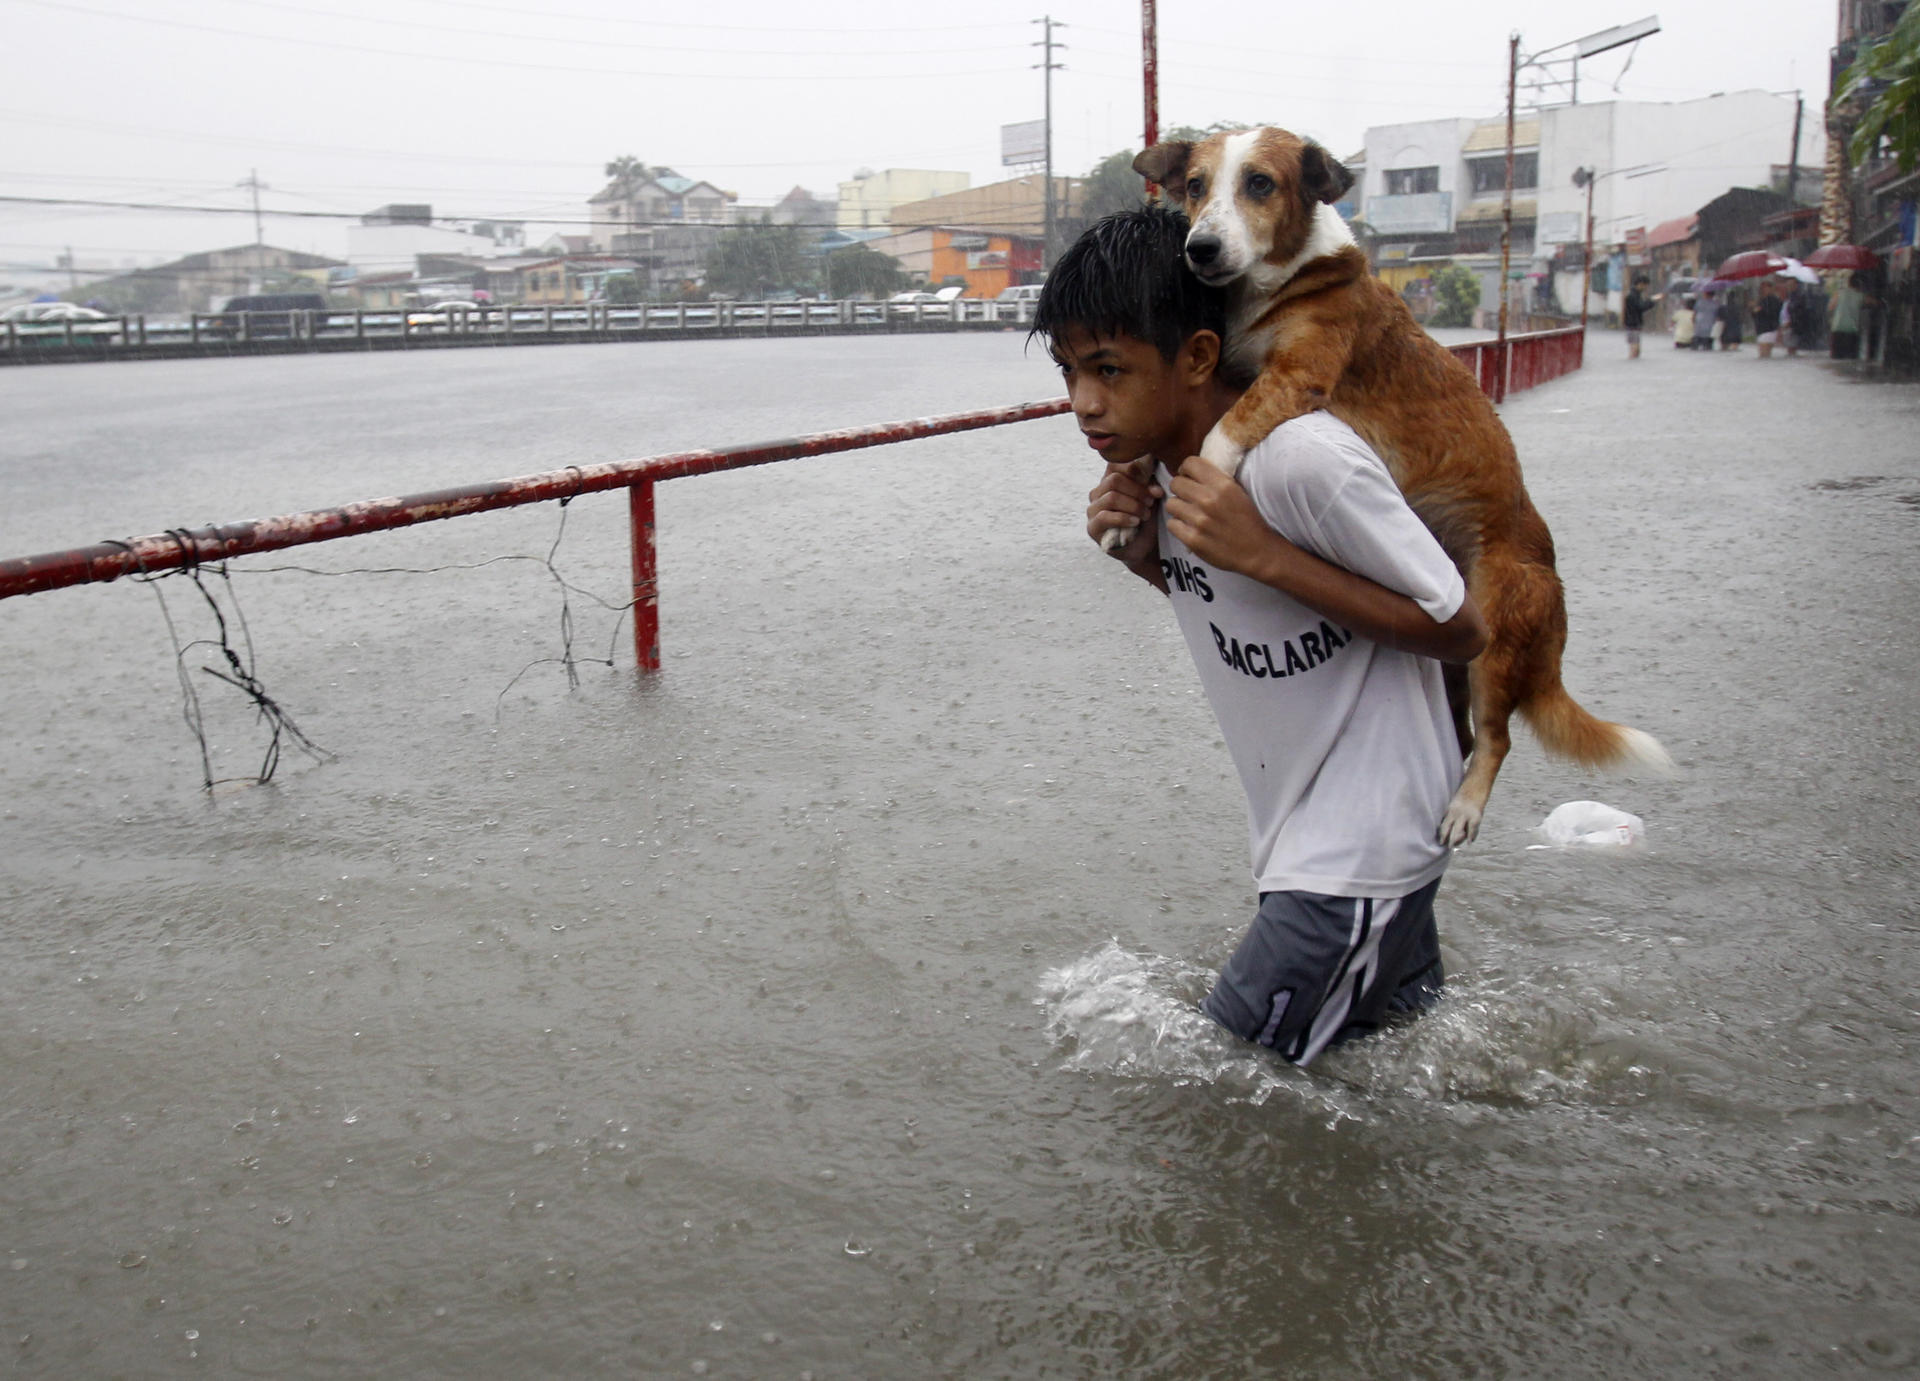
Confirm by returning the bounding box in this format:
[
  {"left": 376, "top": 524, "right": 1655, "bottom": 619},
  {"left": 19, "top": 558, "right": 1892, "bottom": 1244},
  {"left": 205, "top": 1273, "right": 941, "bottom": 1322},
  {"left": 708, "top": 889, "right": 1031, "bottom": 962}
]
[
  {"left": 1097, "top": 455, "right": 1159, "bottom": 556},
  {"left": 1200, "top": 318, "right": 1354, "bottom": 477}
]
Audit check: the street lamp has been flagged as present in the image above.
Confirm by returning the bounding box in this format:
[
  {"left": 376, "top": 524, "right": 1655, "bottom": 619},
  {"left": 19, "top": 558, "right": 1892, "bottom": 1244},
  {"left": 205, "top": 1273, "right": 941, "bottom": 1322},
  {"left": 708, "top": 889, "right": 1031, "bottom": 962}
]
[{"left": 1570, "top": 163, "right": 1666, "bottom": 327}]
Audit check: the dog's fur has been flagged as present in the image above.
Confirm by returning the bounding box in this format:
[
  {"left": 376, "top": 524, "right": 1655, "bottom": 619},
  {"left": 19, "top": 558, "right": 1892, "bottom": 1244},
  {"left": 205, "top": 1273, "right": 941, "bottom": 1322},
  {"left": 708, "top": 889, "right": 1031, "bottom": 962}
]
[{"left": 1132, "top": 126, "right": 1670, "bottom": 845}]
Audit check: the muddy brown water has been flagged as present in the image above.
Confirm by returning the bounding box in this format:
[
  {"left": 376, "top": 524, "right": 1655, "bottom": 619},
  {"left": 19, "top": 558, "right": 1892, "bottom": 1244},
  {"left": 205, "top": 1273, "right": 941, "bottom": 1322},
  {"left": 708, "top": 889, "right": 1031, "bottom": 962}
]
[{"left": 1, "top": 333, "right": 1917, "bottom": 1377}]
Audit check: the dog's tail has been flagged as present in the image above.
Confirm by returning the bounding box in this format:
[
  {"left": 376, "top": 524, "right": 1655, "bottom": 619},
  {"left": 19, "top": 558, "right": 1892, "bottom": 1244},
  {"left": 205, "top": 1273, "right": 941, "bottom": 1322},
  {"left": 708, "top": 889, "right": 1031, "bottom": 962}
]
[{"left": 1520, "top": 683, "right": 1675, "bottom": 775}]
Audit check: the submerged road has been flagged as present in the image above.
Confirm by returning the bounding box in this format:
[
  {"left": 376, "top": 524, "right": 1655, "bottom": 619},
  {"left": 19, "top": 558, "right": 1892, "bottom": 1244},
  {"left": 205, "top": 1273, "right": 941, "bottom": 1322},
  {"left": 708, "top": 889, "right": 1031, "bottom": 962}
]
[{"left": 0, "top": 331, "right": 1916, "bottom": 1377}]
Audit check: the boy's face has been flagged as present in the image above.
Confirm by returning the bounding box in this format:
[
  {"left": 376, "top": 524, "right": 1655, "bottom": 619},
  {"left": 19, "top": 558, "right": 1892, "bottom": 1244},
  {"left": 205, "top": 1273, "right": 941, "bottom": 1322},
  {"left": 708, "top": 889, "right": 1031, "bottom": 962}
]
[{"left": 1049, "top": 328, "right": 1189, "bottom": 466}]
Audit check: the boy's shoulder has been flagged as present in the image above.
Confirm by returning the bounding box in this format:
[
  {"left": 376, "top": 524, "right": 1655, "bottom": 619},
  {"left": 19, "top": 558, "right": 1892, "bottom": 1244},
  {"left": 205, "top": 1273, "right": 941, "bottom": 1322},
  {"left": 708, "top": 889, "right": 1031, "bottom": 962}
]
[{"left": 1241, "top": 411, "right": 1388, "bottom": 509}]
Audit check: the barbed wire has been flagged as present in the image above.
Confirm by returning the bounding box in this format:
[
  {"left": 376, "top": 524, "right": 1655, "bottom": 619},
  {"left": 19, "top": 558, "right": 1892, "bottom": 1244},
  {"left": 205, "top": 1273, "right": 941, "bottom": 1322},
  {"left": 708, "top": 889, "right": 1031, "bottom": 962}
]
[{"left": 103, "top": 497, "right": 634, "bottom": 792}]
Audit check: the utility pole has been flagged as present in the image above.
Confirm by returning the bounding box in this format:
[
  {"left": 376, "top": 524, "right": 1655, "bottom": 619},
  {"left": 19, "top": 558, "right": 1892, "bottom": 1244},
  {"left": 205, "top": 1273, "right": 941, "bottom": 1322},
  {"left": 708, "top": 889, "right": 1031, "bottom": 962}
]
[
  {"left": 238, "top": 168, "right": 269, "bottom": 293},
  {"left": 1033, "top": 16, "right": 1066, "bottom": 268},
  {"left": 1498, "top": 31, "right": 1518, "bottom": 397},
  {"left": 1141, "top": 0, "right": 1158, "bottom": 154},
  {"left": 1787, "top": 92, "right": 1804, "bottom": 204}
]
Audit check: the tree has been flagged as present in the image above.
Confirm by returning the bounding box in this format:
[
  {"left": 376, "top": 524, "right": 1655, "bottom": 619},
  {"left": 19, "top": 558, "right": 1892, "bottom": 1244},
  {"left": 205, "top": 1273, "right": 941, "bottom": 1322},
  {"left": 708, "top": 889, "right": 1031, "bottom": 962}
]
[
  {"left": 1080, "top": 147, "right": 1150, "bottom": 223},
  {"left": 603, "top": 272, "right": 643, "bottom": 304},
  {"left": 825, "top": 244, "right": 905, "bottom": 299},
  {"left": 1837, "top": 4, "right": 1920, "bottom": 174},
  {"left": 704, "top": 218, "right": 815, "bottom": 298},
  {"left": 1429, "top": 265, "right": 1483, "bottom": 328},
  {"left": 603, "top": 155, "right": 651, "bottom": 191}
]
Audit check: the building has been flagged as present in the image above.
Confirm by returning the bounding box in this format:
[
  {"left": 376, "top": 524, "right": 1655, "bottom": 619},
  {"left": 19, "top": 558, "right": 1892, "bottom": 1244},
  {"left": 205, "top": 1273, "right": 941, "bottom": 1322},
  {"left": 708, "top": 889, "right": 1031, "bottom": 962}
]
[
  {"left": 77, "top": 244, "right": 343, "bottom": 314},
  {"left": 765, "top": 186, "right": 836, "bottom": 229},
  {"left": 878, "top": 176, "right": 1081, "bottom": 294},
  {"left": 588, "top": 168, "right": 737, "bottom": 292},
  {"left": 1359, "top": 92, "right": 1819, "bottom": 319},
  {"left": 1826, "top": 0, "right": 1917, "bottom": 366},
  {"left": 345, "top": 205, "right": 518, "bottom": 276},
  {"left": 836, "top": 169, "right": 970, "bottom": 231}
]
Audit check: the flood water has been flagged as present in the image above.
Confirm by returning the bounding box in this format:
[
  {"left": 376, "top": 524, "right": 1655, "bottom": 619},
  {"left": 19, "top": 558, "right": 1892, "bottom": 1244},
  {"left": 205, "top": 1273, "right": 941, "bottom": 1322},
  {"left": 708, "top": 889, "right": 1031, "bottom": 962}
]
[{"left": 2, "top": 333, "right": 1917, "bottom": 1378}]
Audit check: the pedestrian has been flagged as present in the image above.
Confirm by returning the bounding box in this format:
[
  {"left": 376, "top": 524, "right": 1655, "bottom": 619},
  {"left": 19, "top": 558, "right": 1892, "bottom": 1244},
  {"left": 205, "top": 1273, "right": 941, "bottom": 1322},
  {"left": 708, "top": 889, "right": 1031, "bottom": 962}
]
[
  {"left": 1784, "top": 282, "right": 1811, "bottom": 356},
  {"left": 1046, "top": 207, "right": 1488, "bottom": 1066},
  {"left": 1693, "top": 288, "right": 1720, "bottom": 350},
  {"left": 1828, "top": 273, "right": 1866, "bottom": 360},
  {"left": 1622, "top": 275, "right": 1655, "bottom": 359},
  {"left": 1673, "top": 293, "right": 1696, "bottom": 349},
  {"left": 1754, "top": 281, "right": 1782, "bottom": 358},
  {"left": 1719, "top": 287, "right": 1744, "bottom": 351}
]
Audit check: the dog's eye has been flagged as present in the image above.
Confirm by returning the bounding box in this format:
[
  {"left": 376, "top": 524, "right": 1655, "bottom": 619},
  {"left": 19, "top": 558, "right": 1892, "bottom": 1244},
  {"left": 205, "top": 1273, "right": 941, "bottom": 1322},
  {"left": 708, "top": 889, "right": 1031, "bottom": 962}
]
[
  {"left": 1185, "top": 176, "right": 1205, "bottom": 200},
  {"left": 1246, "top": 173, "right": 1275, "bottom": 197}
]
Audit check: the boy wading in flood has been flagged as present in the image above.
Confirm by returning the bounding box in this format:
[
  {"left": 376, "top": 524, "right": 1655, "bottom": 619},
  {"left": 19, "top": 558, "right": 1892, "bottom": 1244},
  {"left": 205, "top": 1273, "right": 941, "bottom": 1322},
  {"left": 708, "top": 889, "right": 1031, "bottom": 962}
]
[{"left": 1035, "top": 208, "right": 1488, "bottom": 1065}]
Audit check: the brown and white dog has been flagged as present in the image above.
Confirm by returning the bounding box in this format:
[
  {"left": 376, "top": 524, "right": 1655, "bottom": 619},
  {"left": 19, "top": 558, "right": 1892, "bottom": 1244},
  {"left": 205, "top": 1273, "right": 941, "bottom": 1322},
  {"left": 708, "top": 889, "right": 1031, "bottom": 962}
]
[{"left": 1131, "top": 126, "right": 1670, "bottom": 845}]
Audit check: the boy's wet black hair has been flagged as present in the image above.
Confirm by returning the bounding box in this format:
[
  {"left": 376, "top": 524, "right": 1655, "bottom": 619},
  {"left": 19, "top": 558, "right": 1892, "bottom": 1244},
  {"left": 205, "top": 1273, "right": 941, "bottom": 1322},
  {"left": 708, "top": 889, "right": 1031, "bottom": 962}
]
[{"left": 1030, "top": 205, "right": 1229, "bottom": 365}]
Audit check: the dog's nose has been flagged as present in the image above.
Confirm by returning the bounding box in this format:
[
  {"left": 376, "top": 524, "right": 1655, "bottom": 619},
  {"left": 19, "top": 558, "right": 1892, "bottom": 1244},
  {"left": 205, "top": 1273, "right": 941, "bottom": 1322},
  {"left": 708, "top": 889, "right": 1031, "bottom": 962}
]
[{"left": 1187, "top": 236, "right": 1221, "bottom": 267}]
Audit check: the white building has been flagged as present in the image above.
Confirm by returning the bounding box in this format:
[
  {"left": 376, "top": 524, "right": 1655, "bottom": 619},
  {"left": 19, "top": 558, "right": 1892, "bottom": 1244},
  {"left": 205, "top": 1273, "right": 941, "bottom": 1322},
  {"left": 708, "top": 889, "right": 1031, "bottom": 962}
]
[
  {"left": 344, "top": 205, "right": 517, "bottom": 275},
  {"left": 835, "top": 169, "right": 970, "bottom": 231},
  {"left": 1359, "top": 91, "right": 1819, "bottom": 317}
]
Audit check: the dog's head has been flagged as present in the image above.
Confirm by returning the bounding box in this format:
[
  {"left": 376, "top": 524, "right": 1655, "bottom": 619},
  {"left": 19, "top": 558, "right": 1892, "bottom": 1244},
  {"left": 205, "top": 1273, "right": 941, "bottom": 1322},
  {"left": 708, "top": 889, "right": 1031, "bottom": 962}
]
[{"left": 1134, "top": 128, "right": 1354, "bottom": 287}]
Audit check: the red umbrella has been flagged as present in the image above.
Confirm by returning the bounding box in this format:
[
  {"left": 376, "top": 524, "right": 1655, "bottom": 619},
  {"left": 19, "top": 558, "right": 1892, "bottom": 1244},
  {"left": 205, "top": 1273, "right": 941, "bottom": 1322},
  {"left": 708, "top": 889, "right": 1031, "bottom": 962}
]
[
  {"left": 1802, "top": 244, "right": 1881, "bottom": 271},
  {"left": 1716, "top": 250, "right": 1789, "bottom": 280}
]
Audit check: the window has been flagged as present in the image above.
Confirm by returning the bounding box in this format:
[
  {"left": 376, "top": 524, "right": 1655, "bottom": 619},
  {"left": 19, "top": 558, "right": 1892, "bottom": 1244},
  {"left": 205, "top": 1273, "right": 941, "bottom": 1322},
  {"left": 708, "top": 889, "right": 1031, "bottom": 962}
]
[
  {"left": 1384, "top": 166, "right": 1440, "bottom": 196},
  {"left": 1468, "top": 153, "right": 1538, "bottom": 194}
]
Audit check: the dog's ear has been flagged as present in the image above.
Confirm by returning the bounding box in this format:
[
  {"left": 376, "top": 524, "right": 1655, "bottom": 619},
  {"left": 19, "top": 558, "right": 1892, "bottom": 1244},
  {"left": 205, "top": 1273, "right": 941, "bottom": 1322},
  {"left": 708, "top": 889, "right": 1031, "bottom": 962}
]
[
  {"left": 1133, "top": 142, "right": 1193, "bottom": 192},
  {"left": 1299, "top": 142, "right": 1355, "bottom": 206}
]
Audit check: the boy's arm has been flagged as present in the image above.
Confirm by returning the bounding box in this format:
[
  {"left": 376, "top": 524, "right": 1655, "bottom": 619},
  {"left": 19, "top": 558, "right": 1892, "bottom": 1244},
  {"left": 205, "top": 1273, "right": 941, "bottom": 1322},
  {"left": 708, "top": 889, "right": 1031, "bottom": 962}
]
[
  {"left": 1165, "top": 456, "right": 1487, "bottom": 664},
  {"left": 1086, "top": 465, "right": 1168, "bottom": 592}
]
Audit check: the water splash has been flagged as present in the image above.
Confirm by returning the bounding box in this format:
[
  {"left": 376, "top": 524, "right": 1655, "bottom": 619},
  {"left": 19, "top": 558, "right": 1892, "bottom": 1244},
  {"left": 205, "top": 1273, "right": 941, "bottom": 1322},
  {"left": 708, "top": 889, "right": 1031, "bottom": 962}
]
[{"left": 1037, "top": 941, "right": 1656, "bottom": 1111}]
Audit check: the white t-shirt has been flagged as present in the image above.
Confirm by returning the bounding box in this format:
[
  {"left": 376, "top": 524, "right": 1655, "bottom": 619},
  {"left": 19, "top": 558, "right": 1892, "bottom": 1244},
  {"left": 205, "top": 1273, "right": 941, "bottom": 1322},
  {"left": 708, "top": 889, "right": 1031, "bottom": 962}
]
[{"left": 1155, "top": 411, "right": 1466, "bottom": 898}]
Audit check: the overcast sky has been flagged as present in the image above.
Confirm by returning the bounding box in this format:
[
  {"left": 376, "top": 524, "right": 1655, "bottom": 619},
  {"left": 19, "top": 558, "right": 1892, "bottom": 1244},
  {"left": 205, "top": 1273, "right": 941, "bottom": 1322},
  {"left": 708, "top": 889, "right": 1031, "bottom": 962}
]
[{"left": 1, "top": 0, "right": 1837, "bottom": 276}]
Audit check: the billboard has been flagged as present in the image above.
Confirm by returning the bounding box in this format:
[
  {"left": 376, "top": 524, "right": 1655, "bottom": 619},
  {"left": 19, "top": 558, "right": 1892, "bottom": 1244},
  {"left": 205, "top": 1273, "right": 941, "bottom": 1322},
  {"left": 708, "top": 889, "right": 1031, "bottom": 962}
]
[{"left": 1002, "top": 120, "right": 1047, "bottom": 167}]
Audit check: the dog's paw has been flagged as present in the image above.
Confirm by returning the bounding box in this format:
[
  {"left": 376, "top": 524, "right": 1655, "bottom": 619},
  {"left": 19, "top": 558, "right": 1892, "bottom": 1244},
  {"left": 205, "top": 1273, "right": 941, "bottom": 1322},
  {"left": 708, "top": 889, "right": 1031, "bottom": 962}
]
[
  {"left": 1099, "top": 522, "right": 1139, "bottom": 556},
  {"left": 1198, "top": 425, "right": 1248, "bottom": 477},
  {"left": 1438, "top": 794, "right": 1483, "bottom": 847}
]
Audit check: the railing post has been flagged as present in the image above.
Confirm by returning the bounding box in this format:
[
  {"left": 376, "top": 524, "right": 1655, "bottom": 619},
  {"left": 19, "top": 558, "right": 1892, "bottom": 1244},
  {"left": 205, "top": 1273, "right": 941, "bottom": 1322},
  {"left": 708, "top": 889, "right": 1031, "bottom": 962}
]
[{"left": 629, "top": 479, "right": 659, "bottom": 672}]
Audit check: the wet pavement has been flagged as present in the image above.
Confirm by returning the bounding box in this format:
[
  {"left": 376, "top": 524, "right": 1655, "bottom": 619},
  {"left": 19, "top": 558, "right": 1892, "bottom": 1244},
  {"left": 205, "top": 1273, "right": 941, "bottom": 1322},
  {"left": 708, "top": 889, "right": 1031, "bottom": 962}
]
[{"left": 1, "top": 329, "right": 1917, "bottom": 1378}]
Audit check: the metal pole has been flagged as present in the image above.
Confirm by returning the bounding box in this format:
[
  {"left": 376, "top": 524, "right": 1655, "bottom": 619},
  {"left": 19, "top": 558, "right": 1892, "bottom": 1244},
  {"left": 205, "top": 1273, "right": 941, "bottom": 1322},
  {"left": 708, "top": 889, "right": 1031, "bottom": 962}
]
[
  {"left": 1579, "top": 174, "right": 1595, "bottom": 330},
  {"left": 1142, "top": 0, "right": 1158, "bottom": 152},
  {"left": 0, "top": 397, "right": 1075, "bottom": 603},
  {"left": 1497, "top": 32, "right": 1517, "bottom": 403},
  {"left": 629, "top": 479, "right": 658, "bottom": 671}
]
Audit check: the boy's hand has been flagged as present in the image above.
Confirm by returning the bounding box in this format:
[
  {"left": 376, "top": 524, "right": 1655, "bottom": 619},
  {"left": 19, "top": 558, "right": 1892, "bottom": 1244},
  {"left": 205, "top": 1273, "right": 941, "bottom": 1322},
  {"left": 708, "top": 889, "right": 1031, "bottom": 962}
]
[
  {"left": 1086, "top": 463, "right": 1162, "bottom": 566},
  {"left": 1165, "top": 455, "right": 1287, "bottom": 577}
]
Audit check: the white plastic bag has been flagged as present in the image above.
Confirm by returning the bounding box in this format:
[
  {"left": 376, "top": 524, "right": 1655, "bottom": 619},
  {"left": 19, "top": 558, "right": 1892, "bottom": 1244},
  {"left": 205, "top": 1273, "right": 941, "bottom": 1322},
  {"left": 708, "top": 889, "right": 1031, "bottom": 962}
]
[{"left": 1537, "top": 800, "right": 1644, "bottom": 848}]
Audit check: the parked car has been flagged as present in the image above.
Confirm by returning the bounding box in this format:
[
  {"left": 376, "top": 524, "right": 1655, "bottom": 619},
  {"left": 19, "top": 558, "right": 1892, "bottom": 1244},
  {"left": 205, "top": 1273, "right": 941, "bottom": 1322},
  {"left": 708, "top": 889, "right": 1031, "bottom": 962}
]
[
  {"left": 995, "top": 283, "right": 1045, "bottom": 304},
  {"left": 205, "top": 292, "right": 328, "bottom": 339},
  {"left": 888, "top": 291, "right": 942, "bottom": 316},
  {"left": 2, "top": 301, "right": 109, "bottom": 324},
  {"left": 405, "top": 300, "right": 490, "bottom": 332}
]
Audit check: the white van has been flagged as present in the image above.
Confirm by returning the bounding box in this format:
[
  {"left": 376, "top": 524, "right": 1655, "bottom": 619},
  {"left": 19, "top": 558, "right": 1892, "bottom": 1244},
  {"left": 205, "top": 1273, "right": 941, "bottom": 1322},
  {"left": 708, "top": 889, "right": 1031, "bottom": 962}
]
[{"left": 995, "top": 283, "right": 1045, "bottom": 304}]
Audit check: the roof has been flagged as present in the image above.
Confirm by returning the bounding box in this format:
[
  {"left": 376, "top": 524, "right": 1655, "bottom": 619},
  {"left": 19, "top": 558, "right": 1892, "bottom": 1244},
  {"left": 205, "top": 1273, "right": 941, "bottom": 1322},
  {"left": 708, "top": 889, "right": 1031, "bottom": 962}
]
[
  {"left": 166, "top": 244, "right": 344, "bottom": 271},
  {"left": 1463, "top": 119, "right": 1539, "bottom": 154},
  {"left": 1646, "top": 214, "right": 1699, "bottom": 248}
]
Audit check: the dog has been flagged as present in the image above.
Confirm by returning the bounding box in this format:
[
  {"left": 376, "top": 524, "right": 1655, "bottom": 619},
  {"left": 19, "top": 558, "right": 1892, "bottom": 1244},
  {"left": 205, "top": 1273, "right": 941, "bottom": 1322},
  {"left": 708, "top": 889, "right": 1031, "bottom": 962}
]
[{"left": 1128, "top": 126, "right": 1670, "bottom": 845}]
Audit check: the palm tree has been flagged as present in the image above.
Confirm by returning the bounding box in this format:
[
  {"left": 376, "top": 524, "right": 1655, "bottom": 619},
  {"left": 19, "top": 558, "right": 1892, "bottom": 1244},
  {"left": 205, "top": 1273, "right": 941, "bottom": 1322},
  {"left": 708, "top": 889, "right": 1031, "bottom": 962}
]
[
  {"left": 603, "top": 155, "right": 650, "bottom": 192},
  {"left": 1837, "top": 4, "right": 1920, "bottom": 174}
]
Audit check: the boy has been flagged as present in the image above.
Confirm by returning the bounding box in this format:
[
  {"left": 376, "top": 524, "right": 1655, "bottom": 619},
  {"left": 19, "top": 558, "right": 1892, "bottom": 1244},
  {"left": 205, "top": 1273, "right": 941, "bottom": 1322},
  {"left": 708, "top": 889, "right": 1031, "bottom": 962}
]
[{"left": 1034, "top": 208, "right": 1487, "bottom": 1066}]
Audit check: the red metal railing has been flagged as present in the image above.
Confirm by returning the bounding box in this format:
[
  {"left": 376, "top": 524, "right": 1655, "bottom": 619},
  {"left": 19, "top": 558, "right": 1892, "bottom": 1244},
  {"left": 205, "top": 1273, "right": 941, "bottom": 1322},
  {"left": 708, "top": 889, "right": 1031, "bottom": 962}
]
[
  {"left": 0, "top": 398, "right": 1072, "bottom": 670},
  {"left": 1446, "top": 324, "right": 1585, "bottom": 403}
]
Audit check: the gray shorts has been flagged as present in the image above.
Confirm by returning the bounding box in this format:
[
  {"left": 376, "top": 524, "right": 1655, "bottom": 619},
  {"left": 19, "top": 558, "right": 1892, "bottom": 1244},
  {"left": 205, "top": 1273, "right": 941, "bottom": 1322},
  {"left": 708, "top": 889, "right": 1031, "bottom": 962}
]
[{"left": 1202, "top": 877, "right": 1445, "bottom": 1065}]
